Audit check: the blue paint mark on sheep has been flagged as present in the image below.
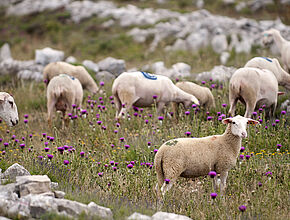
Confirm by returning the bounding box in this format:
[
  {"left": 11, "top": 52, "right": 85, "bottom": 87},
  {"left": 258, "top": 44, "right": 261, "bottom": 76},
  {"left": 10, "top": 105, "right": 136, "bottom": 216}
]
[
  {"left": 140, "top": 71, "right": 157, "bottom": 80},
  {"left": 260, "top": 57, "right": 272, "bottom": 62}
]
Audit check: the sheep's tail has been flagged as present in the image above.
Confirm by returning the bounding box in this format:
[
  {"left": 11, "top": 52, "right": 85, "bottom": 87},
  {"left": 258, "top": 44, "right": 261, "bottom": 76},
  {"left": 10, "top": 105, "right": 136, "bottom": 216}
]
[
  {"left": 52, "top": 85, "right": 65, "bottom": 99},
  {"left": 154, "top": 150, "right": 165, "bottom": 187}
]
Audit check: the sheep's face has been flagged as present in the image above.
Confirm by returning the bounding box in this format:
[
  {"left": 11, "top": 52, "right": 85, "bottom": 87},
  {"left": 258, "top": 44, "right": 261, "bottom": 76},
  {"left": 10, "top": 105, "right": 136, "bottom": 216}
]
[
  {"left": 0, "top": 93, "right": 19, "bottom": 127},
  {"left": 262, "top": 32, "right": 274, "bottom": 46},
  {"left": 182, "top": 96, "right": 199, "bottom": 109},
  {"left": 222, "top": 115, "right": 259, "bottom": 138}
]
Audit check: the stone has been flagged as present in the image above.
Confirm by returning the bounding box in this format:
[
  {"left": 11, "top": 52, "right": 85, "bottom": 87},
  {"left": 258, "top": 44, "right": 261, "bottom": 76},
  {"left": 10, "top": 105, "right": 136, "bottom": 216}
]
[
  {"left": 0, "top": 43, "right": 12, "bottom": 62},
  {"left": 1, "top": 163, "right": 30, "bottom": 181},
  {"left": 186, "top": 29, "right": 209, "bottom": 52},
  {"left": 152, "top": 211, "right": 192, "bottom": 220},
  {"left": 249, "top": 0, "right": 274, "bottom": 12},
  {"left": 55, "top": 198, "right": 89, "bottom": 217},
  {"left": 54, "top": 190, "right": 65, "bottom": 199},
  {"left": 7, "top": 198, "right": 31, "bottom": 219},
  {"left": 127, "top": 212, "right": 151, "bottom": 220},
  {"left": 17, "top": 70, "right": 43, "bottom": 82},
  {"left": 15, "top": 175, "right": 51, "bottom": 197},
  {"left": 102, "top": 19, "right": 115, "bottom": 28},
  {"left": 211, "top": 34, "right": 228, "bottom": 54},
  {"left": 235, "top": 2, "right": 246, "bottom": 11},
  {"left": 88, "top": 201, "right": 113, "bottom": 219},
  {"left": 171, "top": 62, "right": 191, "bottom": 78},
  {"left": 0, "top": 183, "right": 18, "bottom": 200},
  {"left": 195, "top": 65, "right": 237, "bottom": 82},
  {"left": 0, "top": 216, "right": 12, "bottom": 220},
  {"left": 223, "top": 0, "right": 236, "bottom": 4},
  {"left": 65, "top": 56, "right": 77, "bottom": 63},
  {"left": 196, "top": 0, "right": 204, "bottom": 9},
  {"left": 97, "top": 57, "right": 126, "bottom": 76},
  {"left": 35, "top": 47, "right": 64, "bottom": 66},
  {"left": 167, "top": 39, "right": 187, "bottom": 51},
  {"left": 51, "top": 182, "right": 59, "bottom": 190},
  {"left": 82, "top": 60, "right": 100, "bottom": 73},
  {"left": 95, "top": 71, "right": 115, "bottom": 82},
  {"left": 220, "top": 51, "right": 230, "bottom": 65}
]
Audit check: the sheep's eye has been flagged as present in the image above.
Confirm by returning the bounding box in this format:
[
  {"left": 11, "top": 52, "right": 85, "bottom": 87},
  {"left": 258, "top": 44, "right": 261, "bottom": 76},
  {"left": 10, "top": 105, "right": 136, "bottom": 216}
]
[
  {"left": 8, "top": 101, "right": 13, "bottom": 107},
  {"left": 232, "top": 122, "right": 236, "bottom": 124}
]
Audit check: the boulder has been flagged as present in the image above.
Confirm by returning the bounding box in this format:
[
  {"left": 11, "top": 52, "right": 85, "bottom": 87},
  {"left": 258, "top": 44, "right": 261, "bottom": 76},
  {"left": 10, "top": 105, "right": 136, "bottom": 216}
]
[
  {"left": 211, "top": 34, "right": 228, "bottom": 54},
  {"left": 7, "top": 198, "right": 31, "bottom": 219},
  {"left": 1, "top": 163, "right": 30, "bottom": 181},
  {"left": 186, "top": 29, "right": 209, "bottom": 52},
  {"left": 220, "top": 51, "right": 230, "bottom": 65},
  {"left": 97, "top": 57, "right": 126, "bottom": 76},
  {"left": 88, "top": 201, "right": 113, "bottom": 219},
  {"left": 54, "top": 190, "right": 65, "bottom": 199},
  {"left": 65, "top": 56, "right": 77, "bottom": 63},
  {"left": 152, "top": 212, "right": 192, "bottom": 220},
  {"left": 127, "top": 212, "right": 151, "bottom": 220},
  {"left": 171, "top": 62, "right": 191, "bottom": 78},
  {"left": 195, "top": 65, "right": 237, "bottom": 82},
  {"left": 17, "top": 70, "right": 43, "bottom": 82},
  {"left": 82, "top": 60, "right": 100, "bottom": 73},
  {"left": 0, "top": 43, "right": 12, "bottom": 62},
  {"left": 95, "top": 71, "right": 115, "bottom": 82},
  {"left": 35, "top": 47, "right": 64, "bottom": 66}
]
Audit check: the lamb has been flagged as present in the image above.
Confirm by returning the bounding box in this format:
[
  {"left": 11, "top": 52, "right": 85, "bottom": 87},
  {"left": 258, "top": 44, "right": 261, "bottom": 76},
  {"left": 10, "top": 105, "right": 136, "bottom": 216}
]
[
  {"left": 173, "top": 81, "right": 215, "bottom": 117},
  {"left": 154, "top": 115, "right": 259, "bottom": 196},
  {"left": 112, "top": 71, "right": 199, "bottom": 119},
  {"left": 245, "top": 57, "right": 290, "bottom": 90},
  {"left": 228, "top": 67, "right": 279, "bottom": 118},
  {"left": 47, "top": 74, "right": 83, "bottom": 127},
  {"left": 0, "top": 92, "right": 18, "bottom": 127},
  {"left": 43, "top": 61, "right": 100, "bottom": 94},
  {"left": 262, "top": 29, "right": 290, "bottom": 72}
]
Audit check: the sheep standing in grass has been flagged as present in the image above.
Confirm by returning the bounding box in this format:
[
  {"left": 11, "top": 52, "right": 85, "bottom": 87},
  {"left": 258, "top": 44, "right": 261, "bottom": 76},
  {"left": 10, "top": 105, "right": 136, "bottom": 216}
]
[
  {"left": 43, "top": 61, "right": 100, "bottom": 94},
  {"left": 173, "top": 81, "right": 215, "bottom": 118},
  {"left": 112, "top": 71, "right": 199, "bottom": 119},
  {"left": 47, "top": 74, "right": 83, "bottom": 127},
  {"left": 155, "top": 115, "right": 259, "bottom": 196},
  {"left": 245, "top": 57, "right": 290, "bottom": 90},
  {"left": 0, "top": 92, "right": 18, "bottom": 127},
  {"left": 228, "top": 67, "right": 279, "bottom": 118},
  {"left": 262, "top": 29, "right": 290, "bottom": 72}
]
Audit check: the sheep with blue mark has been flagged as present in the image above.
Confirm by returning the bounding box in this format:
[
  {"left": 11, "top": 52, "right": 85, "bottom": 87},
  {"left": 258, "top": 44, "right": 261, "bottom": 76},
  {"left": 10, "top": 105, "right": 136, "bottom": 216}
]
[{"left": 112, "top": 71, "right": 199, "bottom": 119}]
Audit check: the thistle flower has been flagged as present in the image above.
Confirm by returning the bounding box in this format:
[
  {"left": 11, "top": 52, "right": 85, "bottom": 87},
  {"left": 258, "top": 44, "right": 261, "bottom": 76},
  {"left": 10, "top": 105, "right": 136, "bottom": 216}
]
[
  {"left": 164, "top": 179, "right": 170, "bottom": 184},
  {"left": 208, "top": 171, "right": 216, "bottom": 178},
  {"left": 98, "top": 172, "right": 103, "bottom": 177},
  {"left": 201, "top": 81, "right": 206, "bottom": 84},
  {"left": 158, "top": 116, "right": 164, "bottom": 121},
  {"left": 210, "top": 193, "right": 217, "bottom": 199},
  {"left": 63, "top": 160, "right": 69, "bottom": 165},
  {"left": 207, "top": 116, "right": 213, "bottom": 121},
  {"left": 240, "top": 146, "right": 245, "bottom": 152},
  {"left": 245, "top": 155, "right": 251, "bottom": 160},
  {"left": 154, "top": 149, "right": 158, "bottom": 153},
  {"left": 127, "top": 164, "right": 133, "bottom": 169},
  {"left": 153, "top": 95, "right": 157, "bottom": 99},
  {"left": 47, "top": 154, "right": 53, "bottom": 160},
  {"left": 38, "top": 155, "right": 43, "bottom": 160},
  {"left": 185, "top": 131, "right": 191, "bottom": 137},
  {"left": 281, "top": 110, "right": 286, "bottom": 115},
  {"left": 265, "top": 171, "right": 272, "bottom": 176},
  {"left": 239, "top": 155, "right": 244, "bottom": 160},
  {"left": 80, "top": 151, "right": 85, "bottom": 157},
  {"left": 100, "top": 81, "right": 105, "bottom": 86},
  {"left": 275, "top": 119, "right": 280, "bottom": 123},
  {"left": 192, "top": 104, "right": 197, "bottom": 108},
  {"left": 258, "top": 182, "right": 262, "bottom": 187},
  {"left": 124, "top": 144, "right": 130, "bottom": 149},
  {"left": 185, "top": 111, "right": 190, "bottom": 115},
  {"left": 20, "top": 143, "right": 25, "bottom": 149},
  {"left": 222, "top": 103, "right": 227, "bottom": 108},
  {"left": 24, "top": 119, "right": 28, "bottom": 124},
  {"left": 119, "top": 137, "right": 125, "bottom": 142},
  {"left": 24, "top": 114, "right": 29, "bottom": 119},
  {"left": 239, "top": 205, "right": 246, "bottom": 212}
]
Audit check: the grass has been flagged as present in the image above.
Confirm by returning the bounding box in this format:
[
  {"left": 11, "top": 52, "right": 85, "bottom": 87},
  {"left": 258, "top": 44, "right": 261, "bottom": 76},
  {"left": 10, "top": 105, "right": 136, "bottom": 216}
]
[{"left": 0, "top": 80, "right": 289, "bottom": 220}]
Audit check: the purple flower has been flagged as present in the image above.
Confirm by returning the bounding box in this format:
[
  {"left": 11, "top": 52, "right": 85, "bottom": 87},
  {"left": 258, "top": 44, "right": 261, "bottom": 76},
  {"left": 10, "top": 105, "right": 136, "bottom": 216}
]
[
  {"left": 239, "top": 155, "right": 244, "bottom": 160},
  {"left": 218, "top": 116, "right": 222, "bottom": 121},
  {"left": 124, "top": 144, "right": 130, "bottom": 149},
  {"left": 207, "top": 116, "right": 213, "bottom": 121},
  {"left": 100, "top": 81, "right": 105, "bottom": 86},
  {"left": 277, "top": 144, "right": 282, "bottom": 149},
  {"left": 154, "top": 149, "right": 158, "bottom": 153},
  {"left": 245, "top": 155, "right": 251, "bottom": 160},
  {"left": 275, "top": 119, "right": 280, "bottom": 123},
  {"left": 240, "top": 146, "right": 245, "bottom": 152},
  {"left": 185, "top": 111, "right": 190, "bottom": 115},
  {"left": 210, "top": 84, "right": 216, "bottom": 89},
  {"left": 47, "top": 154, "right": 53, "bottom": 160},
  {"left": 119, "top": 137, "right": 125, "bottom": 142},
  {"left": 222, "top": 103, "right": 227, "bottom": 108},
  {"left": 72, "top": 104, "right": 77, "bottom": 108},
  {"left": 24, "top": 119, "right": 28, "bottom": 124},
  {"left": 252, "top": 112, "right": 257, "bottom": 116},
  {"left": 112, "top": 167, "right": 117, "bottom": 171},
  {"left": 38, "top": 155, "right": 43, "bottom": 160},
  {"left": 258, "top": 108, "right": 263, "bottom": 112},
  {"left": 97, "top": 121, "right": 102, "bottom": 125},
  {"left": 110, "top": 161, "right": 114, "bottom": 165},
  {"left": 147, "top": 142, "right": 151, "bottom": 146},
  {"left": 50, "top": 137, "right": 54, "bottom": 142},
  {"left": 2, "top": 150, "right": 6, "bottom": 155},
  {"left": 19, "top": 143, "right": 25, "bottom": 149},
  {"left": 281, "top": 110, "right": 286, "bottom": 115},
  {"left": 164, "top": 179, "right": 170, "bottom": 184},
  {"left": 63, "top": 160, "right": 70, "bottom": 165},
  {"left": 127, "top": 164, "right": 133, "bottom": 169},
  {"left": 145, "top": 119, "right": 149, "bottom": 124},
  {"left": 210, "top": 193, "right": 217, "bottom": 199},
  {"left": 259, "top": 119, "right": 263, "bottom": 123},
  {"left": 3, "top": 142, "right": 8, "bottom": 147},
  {"left": 185, "top": 131, "right": 191, "bottom": 137},
  {"left": 175, "top": 78, "right": 179, "bottom": 82},
  {"left": 265, "top": 171, "right": 272, "bottom": 176},
  {"left": 42, "top": 133, "right": 46, "bottom": 137},
  {"left": 201, "top": 81, "right": 206, "bottom": 84},
  {"left": 192, "top": 104, "right": 197, "bottom": 108},
  {"left": 24, "top": 114, "right": 29, "bottom": 119},
  {"left": 208, "top": 171, "right": 216, "bottom": 178},
  {"left": 239, "top": 205, "right": 246, "bottom": 212},
  {"left": 153, "top": 95, "right": 158, "bottom": 99},
  {"left": 98, "top": 172, "right": 103, "bottom": 177},
  {"left": 158, "top": 116, "right": 164, "bottom": 121},
  {"left": 258, "top": 182, "right": 262, "bottom": 187},
  {"left": 272, "top": 123, "right": 276, "bottom": 127},
  {"left": 80, "top": 151, "right": 85, "bottom": 157}
]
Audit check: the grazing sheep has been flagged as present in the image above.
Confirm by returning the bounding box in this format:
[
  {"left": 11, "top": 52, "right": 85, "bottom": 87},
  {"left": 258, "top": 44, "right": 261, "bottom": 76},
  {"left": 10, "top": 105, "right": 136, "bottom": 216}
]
[
  {"left": 47, "top": 74, "right": 83, "bottom": 127},
  {"left": 0, "top": 92, "right": 18, "bottom": 127},
  {"left": 43, "top": 61, "right": 100, "bottom": 94},
  {"left": 262, "top": 29, "right": 290, "bottom": 72},
  {"left": 155, "top": 115, "right": 259, "bottom": 196},
  {"left": 173, "top": 81, "right": 215, "bottom": 117},
  {"left": 228, "top": 67, "right": 279, "bottom": 118},
  {"left": 112, "top": 71, "right": 199, "bottom": 119},
  {"left": 245, "top": 57, "right": 290, "bottom": 90}
]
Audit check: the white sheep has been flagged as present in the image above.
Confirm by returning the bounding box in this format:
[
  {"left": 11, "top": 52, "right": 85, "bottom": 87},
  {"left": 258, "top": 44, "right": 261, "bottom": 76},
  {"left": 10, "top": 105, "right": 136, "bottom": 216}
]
[
  {"left": 0, "top": 92, "right": 18, "bottom": 127},
  {"left": 43, "top": 61, "right": 100, "bottom": 94},
  {"left": 47, "top": 74, "right": 83, "bottom": 127},
  {"left": 155, "top": 115, "right": 259, "bottom": 196},
  {"left": 112, "top": 71, "right": 199, "bottom": 119},
  {"left": 245, "top": 57, "right": 290, "bottom": 90},
  {"left": 173, "top": 81, "right": 215, "bottom": 118},
  {"left": 262, "top": 29, "right": 290, "bottom": 72},
  {"left": 228, "top": 67, "right": 279, "bottom": 118}
]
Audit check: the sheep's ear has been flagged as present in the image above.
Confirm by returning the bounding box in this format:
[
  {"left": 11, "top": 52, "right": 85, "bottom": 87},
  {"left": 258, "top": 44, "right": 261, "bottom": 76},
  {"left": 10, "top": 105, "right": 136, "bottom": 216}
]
[
  {"left": 0, "top": 94, "right": 6, "bottom": 101},
  {"left": 222, "top": 118, "right": 232, "bottom": 124},
  {"left": 247, "top": 119, "right": 259, "bottom": 125},
  {"left": 278, "top": 92, "right": 285, "bottom": 96}
]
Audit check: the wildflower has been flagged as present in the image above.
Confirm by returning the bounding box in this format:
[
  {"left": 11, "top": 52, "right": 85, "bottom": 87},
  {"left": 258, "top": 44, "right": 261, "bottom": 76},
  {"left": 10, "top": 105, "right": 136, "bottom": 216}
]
[
  {"left": 63, "top": 160, "right": 69, "bottom": 165},
  {"left": 265, "top": 171, "right": 272, "bottom": 176},
  {"left": 145, "top": 119, "right": 149, "bottom": 124},
  {"left": 208, "top": 171, "right": 216, "bottom": 178},
  {"left": 277, "top": 144, "right": 282, "bottom": 150},
  {"left": 111, "top": 144, "right": 114, "bottom": 148},
  {"left": 239, "top": 205, "right": 246, "bottom": 212},
  {"left": 245, "top": 155, "right": 251, "bottom": 160},
  {"left": 258, "top": 182, "right": 262, "bottom": 187},
  {"left": 211, "top": 84, "right": 216, "bottom": 89},
  {"left": 281, "top": 110, "right": 286, "bottom": 115},
  {"left": 185, "top": 111, "right": 190, "bottom": 115},
  {"left": 24, "top": 114, "right": 29, "bottom": 119},
  {"left": 201, "top": 81, "right": 206, "bottom": 84},
  {"left": 104, "top": 164, "right": 108, "bottom": 168},
  {"left": 72, "top": 104, "right": 77, "bottom": 108},
  {"left": 176, "top": 78, "right": 179, "bottom": 82},
  {"left": 239, "top": 155, "right": 244, "bottom": 160},
  {"left": 80, "top": 151, "right": 85, "bottom": 157},
  {"left": 217, "top": 112, "right": 221, "bottom": 116},
  {"left": 258, "top": 108, "right": 263, "bottom": 112},
  {"left": 100, "top": 81, "right": 105, "bottom": 86},
  {"left": 164, "top": 179, "right": 170, "bottom": 184},
  {"left": 185, "top": 131, "right": 191, "bottom": 136},
  {"left": 275, "top": 119, "right": 279, "bottom": 123},
  {"left": 98, "top": 172, "right": 103, "bottom": 177},
  {"left": 265, "top": 126, "right": 268, "bottom": 129},
  {"left": 158, "top": 116, "right": 164, "bottom": 121},
  {"left": 210, "top": 193, "right": 217, "bottom": 199},
  {"left": 50, "top": 137, "right": 54, "bottom": 142},
  {"left": 153, "top": 95, "right": 157, "bottom": 99},
  {"left": 3, "top": 142, "right": 8, "bottom": 147},
  {"left": 24, "top": 119, "right": 28, "bottom": 124},
  {"left": 20, "top": 143, "right": 25, "bottom": 149},
  {"left": 124, "top": 144, "right": 130, "bottom": 149},
  {"left": 272, "top": 123, "right": 276, "bottom": 127},
  {"left": 207, "top": 116, "right": 213, "bottom": 121},
  {"left": 2, "top": 150, "right": 6, "bottom": 155},
  {"left": 222, "top": 103, "right": 227, "bottom": 108},
  {"left": 38, "top": 156, "right": 43, "bottom": 160},
  {"left": 218, "top": 116, "right": 222, "bottom": 121},
  {"left": 259, "top": 119, "right": 263, "bottom": 123},
  {"left": 112, "top": 167, "right": 117, "bottom": 171},
  {"left": 97, "top": 121, "right": 102, "bottom": 125},
  {"left": 47, "top": 154, "right": 53, "bottom": 160},
  {"left": 110, "top": 161, "right": 114, "bottom": 165},
  {"left": 119, "top": 137, "right": 125, "bottom": 142},
  {"left": 147, "top": 142, "right": 151, "bottom": 146},
  {"left": 44, "top": 142, "right": 49, "bottom": 146},
  {"left": 114, "top": 130, "right": 118, "bottom": 134},
  {"left": 240, "top": 146, "right": 245, "bottom": 152},
  {"left": 154, "top": 149, "right": 158, "bottom": 153},
  {"left": 42, "top": 133, "right": 46, "bottom": 137},
  {"left": 127, "top": 164, "right": 133, "bottom": 169},
  {"left": 192, "top": 104, "right": 197, "bottom": 108}
]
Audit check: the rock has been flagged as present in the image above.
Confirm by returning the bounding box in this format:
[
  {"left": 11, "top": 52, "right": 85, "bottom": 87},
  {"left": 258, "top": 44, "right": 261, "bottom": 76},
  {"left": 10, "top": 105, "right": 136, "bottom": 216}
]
[
  {"left": 88, "top": 201, "right": 113, "bottom": 219},
  {"left": 15, "top": 175, "right": 51, "bottom": 197},
  {"left": 7, "top": 198, "right": 31, "bottom": 219},
  {"left": 195, "top": 65, "right": 237, "bottom": 82},
  {"left": 281, "top": 100, "right": 290, "bottom": 115},
  {"left": 128, "top": 28, "right": 153, "bottom": 43},
  {"left": 211, "top": 34, "right": 228, "bottom": 54},
  {"left": 196, "top": 0, "right": 204, "bottom": 9},
  {"left": 249, "top": 0, "right": 274, "bottom": 12},
  {"left": 235, "top": 2, "right": 246, "bottom": 11},
  {"left": 17, "top": 70, "right": 43, "bottom": 82},
  {"left": 2, "top": 163, "right": 30, "bottom": 181},
  {"left": 55, "top": 198, "right": 89, "bottom": 217},
  {"left": 6, "top": 0, "right": 70, "bottom": 16},
  {"left": 51, "top": 182, "right": 59, "bottom": 190},
  {"left": 220, "top": 51, "right": 230, "bottom": 65},
  {"left": 171, "top": 62, "right": 191, "bottom": 78},
  {"left": 54, "top": 191, "right": 65, "bottom": 199},
  {"left": 223, "top": 0, "right": 236, "bottom": 4},
  {"left": 0, "top": 216, "right": 12, "bottom": 220},
  {"left": 102, "top": 19, "right": 115, "bottom": 28},
  {"left": 281, "top": 0, "right": 290, "bottom": 4},
  {"left": 95, "top": 71, "right": 115, "bottom": 82},
  {"left": 0, "top": 43, "right": 12, "bottom": 62},
  {"left": 229, "top": 34, "right": 253, "bottom": 54},
  {"left": 35, "top": 47, "right": 64, "bottom": 66},
  {"left": 167, "top": 39, "right": 187, "bottom": 51},
  {"left": 152, "top": 212, "right": 192, "bottom": 220},
  {"left": 0, "top": 0, "right": 20, "bottom": 7},
  {"left": 0, "top": 183, "right": 18, "bottom": 200},
  {"left": 65, "top": 56, "right": 77, "bottom": 63},
  {"left": 97, "top": 57, "right": 126, "bottom": 76},
  {"left": 186, "top": 29, "right": 209, "bottom": 52},
  {"left": 82, "top": 60, "right": 100, "bottom": 73},
  {"left": 127, "top": 212, "right": 151, "bottom": 220}
]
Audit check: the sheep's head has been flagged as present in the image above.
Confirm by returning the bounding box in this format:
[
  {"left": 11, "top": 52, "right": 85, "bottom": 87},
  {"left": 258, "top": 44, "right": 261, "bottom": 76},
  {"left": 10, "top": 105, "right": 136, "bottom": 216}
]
[
  {"left": 262, "top": 29, "right": 275, "bottom": 46},
  {"left": 182, "top": 95, "right": 199, "bottom": 109},
  {"left": 0, "top": 92, "right": 19, "bottom": 127},
  {"left": 222, "top": 115, "right": 259, "bottom": 138}
]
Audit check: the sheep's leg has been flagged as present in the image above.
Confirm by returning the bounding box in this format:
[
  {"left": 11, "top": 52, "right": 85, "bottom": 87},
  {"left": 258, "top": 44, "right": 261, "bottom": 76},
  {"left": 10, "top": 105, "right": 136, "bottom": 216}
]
[
  {"left": 172, "top": 102, "right": 180, "bottom": 120},
  {"left": 220, "top": 171, "right": 228, "bottom": 195},
  {"left": 114, "top": 95, "right": 122, "bottom": 118},
  {"left": 47, "top": 98, "right": 56, "bottom": 127},
  {"left": 244, "top": 100, "right": 256, "bottom": 118},
  {"left": 156, "top": 102, "right": 166, "bottom": 115},
  {"left": 118, "top": 96, "right": 140, "bottom": 119},
  {"left": 228, "top": 98, "right": 238, "bottom": 117},
  {"left": 213, "top": 175, "right": 218, "bottom": 192},
  {"left": 161, "top": 182, "right": 174, "bottom": 196}
]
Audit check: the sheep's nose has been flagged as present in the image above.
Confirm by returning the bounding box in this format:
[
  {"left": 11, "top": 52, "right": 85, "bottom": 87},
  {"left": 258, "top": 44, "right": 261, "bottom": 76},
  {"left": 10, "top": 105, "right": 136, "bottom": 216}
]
[
  {"left": 11, "top": 119, "right": 17, "bottom": 126},
  {"left": 241, "top": 132, "right": 247, "bottom": 138}
]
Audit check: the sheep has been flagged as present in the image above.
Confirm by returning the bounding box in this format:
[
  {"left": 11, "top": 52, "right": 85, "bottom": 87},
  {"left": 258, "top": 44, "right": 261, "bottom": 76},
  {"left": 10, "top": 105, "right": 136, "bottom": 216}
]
[
  {"left": 154, "top": 115, "right": 259, "bottom": 197},
  {"left": 0, "top": 92, "right": 18, "bottom": 127},
  {"left": 112, "top": 71, "right": 199, "bottom": 119},
  {"left": 228, "top": 67, "right": 279, "bottom": 118},
  {"left": 43, "top": 61, "right": 100, "bottom": 94},
  {"left": 262, "top": 29, "right": 290, "bottom": 72},
  {"left": 173, "top": 81, "right": 215, "bottom": 118},
  {"left": 244, "top": 57, "right": 290, "bottom": 91},
  {"left": 47, "top": 74, "right": 83, "bottom": 127}
]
